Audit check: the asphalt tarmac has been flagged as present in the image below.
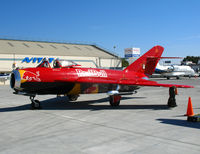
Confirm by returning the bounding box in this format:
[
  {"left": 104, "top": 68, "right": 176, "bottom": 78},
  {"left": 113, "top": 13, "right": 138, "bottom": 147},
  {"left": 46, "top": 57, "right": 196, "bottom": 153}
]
[{"left": 0, "top": 78, "right": 200, "bottom": 154}]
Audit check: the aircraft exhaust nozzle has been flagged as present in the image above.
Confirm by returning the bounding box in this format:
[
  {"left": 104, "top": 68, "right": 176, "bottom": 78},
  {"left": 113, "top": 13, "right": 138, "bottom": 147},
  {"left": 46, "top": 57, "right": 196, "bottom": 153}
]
[{"left": 10, "top": 70, "right": 22, "bottom": 90}]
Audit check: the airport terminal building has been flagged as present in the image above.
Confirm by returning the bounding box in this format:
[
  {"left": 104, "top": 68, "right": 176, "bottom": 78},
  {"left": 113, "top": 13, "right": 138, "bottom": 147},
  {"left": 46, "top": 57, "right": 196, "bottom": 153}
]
[{"left": 0, "top": 39, "right": 121, "bottom": 74}]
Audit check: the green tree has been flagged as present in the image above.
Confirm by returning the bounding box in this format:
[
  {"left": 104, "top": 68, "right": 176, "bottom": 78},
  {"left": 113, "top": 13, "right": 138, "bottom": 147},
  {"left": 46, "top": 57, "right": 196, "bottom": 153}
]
[
  {"left": 183, "top": 56, "right": 200, "bottom": 64},
  {"left": 121, "top": 58, "right": 129, "bottom": 67}
]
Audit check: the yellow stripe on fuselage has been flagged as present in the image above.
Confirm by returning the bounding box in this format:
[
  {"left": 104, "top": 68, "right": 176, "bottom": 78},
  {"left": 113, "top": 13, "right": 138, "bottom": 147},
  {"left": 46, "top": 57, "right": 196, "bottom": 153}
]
[
  {"left": 68, "top": 83, "right": 81, "bottom": 95},
  {"left": 18, "top": 70, "right": 27, "bottom": 83}
]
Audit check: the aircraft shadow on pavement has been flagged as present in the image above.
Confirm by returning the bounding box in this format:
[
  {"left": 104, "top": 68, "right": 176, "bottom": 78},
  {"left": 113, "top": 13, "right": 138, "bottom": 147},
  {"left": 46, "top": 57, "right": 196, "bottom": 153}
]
[
  {"left": 0, "top": 96, "right": 169, "bottom": 112},
  {"left": 157, "top": 118, "right": 200, "bottom": 129}
]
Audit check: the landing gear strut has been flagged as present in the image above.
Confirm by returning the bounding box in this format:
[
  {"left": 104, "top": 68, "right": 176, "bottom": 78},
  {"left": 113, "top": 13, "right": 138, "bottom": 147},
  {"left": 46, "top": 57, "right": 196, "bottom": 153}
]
[
  {"left": 167, "top": 86, "right": 177, "bottom": 107},
  {"left": 30, "top": 96, "right": 41, "bottom": 109},
  {"left": 109, "top": 95, "right": 121, "bottom": 106}
]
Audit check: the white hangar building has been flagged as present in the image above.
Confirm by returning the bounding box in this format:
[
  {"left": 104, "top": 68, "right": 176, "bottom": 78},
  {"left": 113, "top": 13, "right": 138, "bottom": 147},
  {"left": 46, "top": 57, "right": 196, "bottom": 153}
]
[{"left": 0, "top": 39, "right": 121, "bottom": 73}]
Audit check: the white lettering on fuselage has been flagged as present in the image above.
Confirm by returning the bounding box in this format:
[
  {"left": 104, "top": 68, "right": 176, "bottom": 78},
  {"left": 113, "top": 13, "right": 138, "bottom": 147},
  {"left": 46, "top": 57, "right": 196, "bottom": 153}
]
[{"left": 76, "top": 69, "right": 107, "bottom": 77}]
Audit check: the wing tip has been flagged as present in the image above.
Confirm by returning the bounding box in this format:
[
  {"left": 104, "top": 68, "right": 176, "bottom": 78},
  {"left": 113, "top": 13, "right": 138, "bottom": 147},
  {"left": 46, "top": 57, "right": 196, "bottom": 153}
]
[{"left": 175, "top": 85, "right": 194, "bottom": 88}]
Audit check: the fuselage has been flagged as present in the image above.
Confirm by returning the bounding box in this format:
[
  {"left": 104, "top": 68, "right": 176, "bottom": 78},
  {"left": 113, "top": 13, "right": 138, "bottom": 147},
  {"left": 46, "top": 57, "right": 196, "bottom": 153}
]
[{"left": 10, "top": 67, "right": 142, "bottom": 95}]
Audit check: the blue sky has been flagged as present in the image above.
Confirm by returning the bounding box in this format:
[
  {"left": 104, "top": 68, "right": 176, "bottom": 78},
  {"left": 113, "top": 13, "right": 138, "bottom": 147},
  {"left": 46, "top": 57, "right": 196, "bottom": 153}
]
[{"left": 0, "top": 0, "right": 200, "bottom": 58}]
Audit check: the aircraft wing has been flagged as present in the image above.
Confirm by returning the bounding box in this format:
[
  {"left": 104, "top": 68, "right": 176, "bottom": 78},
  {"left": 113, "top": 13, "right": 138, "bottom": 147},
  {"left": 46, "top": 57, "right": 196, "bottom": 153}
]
[
  {"left": 119, "top": 78, "right": 194, "bottom": 88},
  {"left": 76, "top": 77, "right": 118, "bottom": 84},
  {"left": 55, "top": 77, "right": 118, "bottom": 84},
  {"left": 60, "top": 77, "right": 193, "bottom": 88}
]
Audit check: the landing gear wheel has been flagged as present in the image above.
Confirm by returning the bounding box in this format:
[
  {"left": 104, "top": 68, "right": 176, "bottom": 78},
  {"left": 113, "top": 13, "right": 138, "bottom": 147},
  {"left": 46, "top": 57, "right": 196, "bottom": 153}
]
[
  {"left": 31, "top": 100, "right": 41, "bottom": 109},
  {"left": 167, "top": 98, "right": 177, "bottom": 107},
  {"left": 109, "top": 95, "right": 121, "bottom": 106},
  {"left": 176, "top": 76, "right": 180, "bottom": 79},
  {"left": 167, "top": 87, "right": 177, "bottom": 108},
  {"left": 30, "top": 96, "right": 41, "bottom": 109},
  {"left": 68, "top": 95, "right": 79, "bottom": 101}
]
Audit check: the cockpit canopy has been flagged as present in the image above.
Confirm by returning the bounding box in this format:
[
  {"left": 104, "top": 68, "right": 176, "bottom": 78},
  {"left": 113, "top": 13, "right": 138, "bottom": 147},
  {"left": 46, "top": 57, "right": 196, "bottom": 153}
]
[
  {"left": 36, "top": 60, "right": 51, "bottom": 68},
  {"left": 36, "top": 59, "right": 80, "bottom": 68},
  {"left": 53, "top": 59, "right": 80, "bottom": 68}
]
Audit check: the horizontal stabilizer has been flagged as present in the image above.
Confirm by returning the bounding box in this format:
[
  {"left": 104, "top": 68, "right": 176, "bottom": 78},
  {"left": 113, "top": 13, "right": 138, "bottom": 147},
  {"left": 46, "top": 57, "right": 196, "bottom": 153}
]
[{"left": 160, "top": 57, "right": 183, "bottom": 59}]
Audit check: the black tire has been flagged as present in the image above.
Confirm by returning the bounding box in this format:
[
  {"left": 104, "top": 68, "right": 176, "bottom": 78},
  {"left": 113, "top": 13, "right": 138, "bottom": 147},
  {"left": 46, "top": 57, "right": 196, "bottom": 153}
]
[
  {"left": 68, "top": 95, "right": 79, "bottom": 101},
  {"left": 109, "top": 96, "right": 120, "bottom": 106},
  {"left": 167, "top": 77, "right": 170, "bottom": 80},
  {"left": 193, "top": 117, "right": 197, "bottom": 122},
  {"left": 31, "top": 100, "right": 41, "bottom": 109},
  {"left": 176, "top": 76, "right": 180, "bottom": 79},
  {"left": 167, "top": 98, "right": 177, "bottom": 107}
]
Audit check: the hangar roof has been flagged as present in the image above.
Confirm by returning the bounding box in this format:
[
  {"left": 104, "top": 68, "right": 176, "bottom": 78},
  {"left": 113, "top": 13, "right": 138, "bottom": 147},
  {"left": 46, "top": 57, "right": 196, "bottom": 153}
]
[{"left": 0, "top": 39, "right": 118, "bottom": 59}]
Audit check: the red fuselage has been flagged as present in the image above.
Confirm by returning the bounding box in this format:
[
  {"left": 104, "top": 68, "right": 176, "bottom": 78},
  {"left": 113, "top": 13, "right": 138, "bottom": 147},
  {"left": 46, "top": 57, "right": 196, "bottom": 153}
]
[{"left": 11, "top": 66, "right": 142, "bottom": 95}]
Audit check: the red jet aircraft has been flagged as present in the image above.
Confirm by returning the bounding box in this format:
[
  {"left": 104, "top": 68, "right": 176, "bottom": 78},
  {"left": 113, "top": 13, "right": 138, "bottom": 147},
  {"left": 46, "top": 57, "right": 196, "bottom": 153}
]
[{"left": 10, "top": 46, "right": 193, "bottom": 109}]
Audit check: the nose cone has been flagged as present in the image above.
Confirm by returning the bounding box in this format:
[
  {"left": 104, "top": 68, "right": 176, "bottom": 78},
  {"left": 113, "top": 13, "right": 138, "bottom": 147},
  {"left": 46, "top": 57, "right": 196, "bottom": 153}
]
[{"left": 10, "top": 70, "right": 22, "bottom": 90}]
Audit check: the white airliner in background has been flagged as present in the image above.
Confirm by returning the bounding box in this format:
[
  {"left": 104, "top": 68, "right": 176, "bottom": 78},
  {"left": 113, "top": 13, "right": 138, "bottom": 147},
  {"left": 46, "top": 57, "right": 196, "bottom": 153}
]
[{"left": 154, "top": 63, "right": 197, "bottom": 79}]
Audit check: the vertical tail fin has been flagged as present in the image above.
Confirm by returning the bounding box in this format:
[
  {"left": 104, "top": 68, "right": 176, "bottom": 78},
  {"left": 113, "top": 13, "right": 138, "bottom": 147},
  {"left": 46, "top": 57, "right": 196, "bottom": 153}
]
[{"left": 123, "top": 46, "right": 164, "bottom": 76}]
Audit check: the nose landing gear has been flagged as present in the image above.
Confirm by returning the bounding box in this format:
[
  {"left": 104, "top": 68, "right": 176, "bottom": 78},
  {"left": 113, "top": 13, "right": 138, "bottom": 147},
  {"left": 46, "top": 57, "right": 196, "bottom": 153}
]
[{"left": 30, "top": 96, "right": 41, "bottom": 109}]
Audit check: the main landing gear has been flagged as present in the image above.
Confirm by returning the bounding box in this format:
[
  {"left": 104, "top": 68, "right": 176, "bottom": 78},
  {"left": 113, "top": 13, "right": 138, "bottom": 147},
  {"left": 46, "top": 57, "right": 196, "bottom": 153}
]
[
  {"left": 67, "top": 94, "right": 79, "bottom": 101},
  {"left": 30, "top": 96, "right": 41, "bottom": 109},
  {"left": 167, "top": 86, "right": 177, "bottom": 107},
  {"left": 109, "top": 95, "right": 121, "bottom": 106}
]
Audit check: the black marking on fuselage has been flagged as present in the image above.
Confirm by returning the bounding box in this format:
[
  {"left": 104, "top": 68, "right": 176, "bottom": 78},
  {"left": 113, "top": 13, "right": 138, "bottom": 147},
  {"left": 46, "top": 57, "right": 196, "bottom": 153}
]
[{"left": 20, "top": 82, "right": 139, "bottom": 95}]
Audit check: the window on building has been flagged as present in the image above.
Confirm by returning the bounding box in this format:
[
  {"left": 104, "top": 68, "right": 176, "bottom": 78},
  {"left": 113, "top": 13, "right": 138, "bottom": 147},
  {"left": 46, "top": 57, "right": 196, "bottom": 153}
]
[
  {"left": 85, "top": 47, "right": 92, "bottom": 51},
  {"left": 63, "top": 45, "right": 69, "bottom": 49},
  {"left": 74, "top": 46, "right": 81, "bottom": 50},
  {"left": 7, "top": 42, "right": 14, "bottom": 47},
  {"left": 37, "top": 44, "right": 44, "bottom": 48},
  {"left": 50, "top": 45, "right": 57, "bottom": 49},
  {"left": 23, "top": 43, "right": 29, "bottom": 47}
]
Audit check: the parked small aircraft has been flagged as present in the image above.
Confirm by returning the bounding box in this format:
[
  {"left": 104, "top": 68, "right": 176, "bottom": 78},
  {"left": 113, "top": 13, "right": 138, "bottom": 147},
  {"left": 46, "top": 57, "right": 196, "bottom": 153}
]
[
  {"left": 0, "top": 73, "right": 9, "bottom": 82},
  {"left": 155, "top": 63, "right": 197, "bottom": 79},
  {"left": 10, "top": 46, "right": 193, "bottom": 109}
]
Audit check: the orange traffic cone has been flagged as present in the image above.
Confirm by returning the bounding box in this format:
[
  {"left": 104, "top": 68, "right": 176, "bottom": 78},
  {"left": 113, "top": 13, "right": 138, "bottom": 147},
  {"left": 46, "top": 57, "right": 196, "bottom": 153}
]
[{"left": 186, "top": 97, "right": 194, "bottom": 116}]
